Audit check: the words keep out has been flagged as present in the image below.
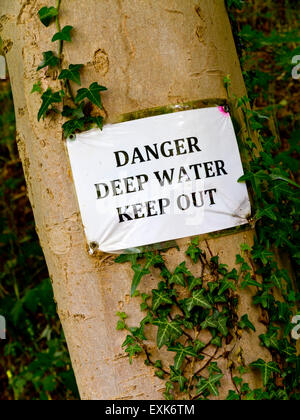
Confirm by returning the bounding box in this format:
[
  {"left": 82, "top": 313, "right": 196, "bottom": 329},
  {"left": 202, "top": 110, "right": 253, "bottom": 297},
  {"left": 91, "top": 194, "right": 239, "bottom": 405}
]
[{"left": 116, "top": 188, "right": 217, "bottom": 223}]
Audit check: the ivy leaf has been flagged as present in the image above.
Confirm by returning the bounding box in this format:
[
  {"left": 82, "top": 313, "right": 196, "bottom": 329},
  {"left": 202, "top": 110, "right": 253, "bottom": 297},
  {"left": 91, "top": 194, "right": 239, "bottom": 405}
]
[
  {"left": 115, "top": 254, "right": 137, "bottom": 265},
  {"left": 152, "top": 285, "right": 173, "bottom": 311},
  {"left": 62, "top": 103, "right": 85, "bottom": 119},
  {"left": 152, "top": 317, "right": 182, "bottom": 349},
  {"left": 170, "top": 262, "right": 192, "bottom": 288},
  {"left": 226, "top": 390, "right": 240, "bottom": 400},
  {"left": 167, "top": 343, "right": 199, "bottom": 370},
  {"left": 52, "top": 25, "right": 73, "bottom": 42},
  {"left": 255, "top": 203, "right": 277, "bottom": 221},
  {"left": 62, "top": 118, "right": 85, "bottom": 138},
  {"left": 185, "top": 289, "right": 211, "bottom": 312},
  {"left": 31, "top": 81, "right": 42, "bottom": 94},
  {"left": 90, "top": 116, "right": 104, "bottom": 130},
  {"left": 58, "top": 64, "right": 83, "bottom": 86},
  {"left": 130, "top": 253, "right": 164, "bottom": 296},
  {"left": 131, "top": 264, "right": 150, "bottom": 297},
  {"left": 38, "top": 88, "right": 62, "bottom": 121},
  {"left": 241, "top": 273, "right": 262, "bottom": 289},
  {"left": 196, "top": 373, "right": 224, "bottom": 397},
  {"left": 259, "top": 328, "right": 280, "bottom": 351},
  {"left": 252, "top": 246, "right": 274, "bottom": 265},
  {"left": 37, "top": 51, "right": 59, "bottom": 71},
  {"left": 194, "top": 340, "right": 206, "bottom": 353},
  {"left": 169, "top": 367, "right": 187, "bottom": 392},
  {"left": 38, "top": 6, "right": 58, "bottom": 27},
  {"left": 269, "top": 273, "right": 282, "bottom": 291},
  {"left": 125, "top": 344, "right": 143, "bottom": 364},
  {"left": 188, "top": 276, "right": 203, "bottom": 291},
  {"left": 75, "top": 82, "right": 107, "bottom": 109},
  {"left": 116, "top": 320, "right": 126, "bottom": 330},
  {"left": 211, "top": 336, "right": 222, "bottom": 347},
  {"left": 122, "top": 335, "right": 135, "bottom": 347},
  {"left": 201, "top": 313, "right": 229, "bottom": 337},
  {"left": 238, "top": 314, "right": 256, "bottom": 332},
  {"left": 250, "top": 359, "right": 280, "bottom": 386},
  {"left": 186, "top": 237, "right": 203, "bottom": 263},
  {"left": 217, "top": 280, "right": 236, "bottom": 296}
]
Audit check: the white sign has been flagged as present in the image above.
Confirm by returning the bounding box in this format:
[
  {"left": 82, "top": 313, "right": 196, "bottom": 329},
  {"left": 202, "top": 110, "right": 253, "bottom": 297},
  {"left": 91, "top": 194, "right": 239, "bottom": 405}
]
[{"left": 67, "top": 107, "right": 251, "bottom": 253}]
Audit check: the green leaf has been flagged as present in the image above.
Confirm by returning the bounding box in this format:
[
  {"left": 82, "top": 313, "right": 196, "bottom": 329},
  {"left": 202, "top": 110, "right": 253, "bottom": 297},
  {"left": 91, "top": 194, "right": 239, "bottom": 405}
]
[
  {"left": 170, "top": 262, "right": 192, "bottom": 287},
  {"left": 31, "top": 81, "right": 42, "bottom": 94},
  {"left": 62, "top": 118, "right": 85, "bottom": 138},
  {"left": 226, "top": 390, "right": 240, "bottom": 400},
  {"left": 186, "top": 238, "right": 203, "bottom": 263},
  {"left": 169, "top": 367, "right": 187, "bottom": 392},
  {"left": 152, "top": 287, "right": 173, "bottom": 312},
  {"left": 250, "top": 359, "right": 280, "bottom": 386},
  {"left": 241, "top": 273, "right": 262, "bottom": 289},
  {"left": 75, "top": 82, "right": 107, "bottom": 109},
  {"left": 218, "top": 280, "right": 236, "bottom": 296},
  {"left": 62, "top": 103, "right": 85, "bottom": 119},
  {"left": 130, "top": 264, "right": 150, "bottom": 297},
  {"left": 37, "top": 51, "right": 59, "bottom": 71},
  {"left": 188, "top": 277, "right": 203, "bottom": 291},
  {"left": 238, "top": 314, "right": 256, "bottom": 332},
  {"left": 130, "top": 253, "right": 164, "bottom": 296},
  {"left": 167, "top": 343, "right": 199, "bottom": 370},
  {"left": 38, "top": 6, "right": 58, "bottom": 27},
  {"left": 194, "top": 340, "right": 206, "bottom": 353},
  {"left": 115, "top": 254, "right": 137, "bottom": 265},
  {"left": 211, "top": 336, "right": 222, "bottom": 347},
  {"left": 259, "top": 328, "right": 280, "bottom": 351},
  {"left": 201, "top": 313, "right": 229, "bottom": 337},
  {"left": 122, "top": 335, "right": 135, "bottom": 347},
  {"left": 90, "top": 116, "right": 104, "bottom": 130},
  {"left": 152, "top": 317, "right": 183, "bottom": 349},
  {"left": 185, "top": 289, "right": 211, "bottom": 312},
  {"left": 58, "top": 64, "right": 83, "bottom": 86},
  {"left": 125, "top": 344, "right": 143, "bottom": 364},
  {"left": 116, "top": 311, "right": 127, "bottom": 320},
  {"left": 52, "top": 25, "right": 73, "bottom": 42},
  {"left": 38, "top": 88, "right": 62, "bottom": 121},
  {"left": 197, "top": 373, "right": 224, "bottom": 397},
  {"left": 116, "top": 320, "right": 126, "bottom": 330}
]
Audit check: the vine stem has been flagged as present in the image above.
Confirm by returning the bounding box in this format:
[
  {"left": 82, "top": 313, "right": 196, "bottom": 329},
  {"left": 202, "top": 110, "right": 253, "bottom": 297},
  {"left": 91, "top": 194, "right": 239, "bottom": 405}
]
[
  {"left": 56, "top": 0, "right": 63, "bottom": 60},
  {"left": 55, "top": 0, "right": 76, "bottom": 104}
]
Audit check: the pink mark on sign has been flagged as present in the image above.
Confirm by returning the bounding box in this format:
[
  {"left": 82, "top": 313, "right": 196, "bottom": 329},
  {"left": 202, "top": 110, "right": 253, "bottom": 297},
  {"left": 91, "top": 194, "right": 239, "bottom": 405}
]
[{"left": 218, "top": 106, "right": 230, "bottom": 116}]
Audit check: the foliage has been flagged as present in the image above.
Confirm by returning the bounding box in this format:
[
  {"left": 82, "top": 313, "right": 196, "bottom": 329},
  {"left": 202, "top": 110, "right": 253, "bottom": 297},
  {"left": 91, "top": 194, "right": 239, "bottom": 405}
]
[
  {"left": 115, "top": 0, "right": 300, "bottom": 400},
  {"left": 33, "top": 1, "right": 107, "bottom": 138}
]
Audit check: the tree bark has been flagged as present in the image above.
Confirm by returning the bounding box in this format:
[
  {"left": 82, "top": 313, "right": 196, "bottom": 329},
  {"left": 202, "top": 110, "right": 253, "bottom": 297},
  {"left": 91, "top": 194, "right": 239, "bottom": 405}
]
[{"left": 1, "top": 0, "right": 271, "bottom": 400}]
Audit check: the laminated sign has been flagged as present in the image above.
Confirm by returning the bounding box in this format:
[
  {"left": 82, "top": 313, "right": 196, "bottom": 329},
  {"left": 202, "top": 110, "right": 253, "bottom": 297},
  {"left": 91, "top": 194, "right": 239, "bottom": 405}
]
[{"left": 67, "top": 107, "right": 251, "bottom": 253}]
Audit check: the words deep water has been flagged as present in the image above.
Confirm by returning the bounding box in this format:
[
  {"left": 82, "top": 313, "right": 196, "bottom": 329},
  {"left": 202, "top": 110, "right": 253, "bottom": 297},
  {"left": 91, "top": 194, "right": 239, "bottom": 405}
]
[{"left": 93, "top": 136, "right": 229, "bottom": 223}]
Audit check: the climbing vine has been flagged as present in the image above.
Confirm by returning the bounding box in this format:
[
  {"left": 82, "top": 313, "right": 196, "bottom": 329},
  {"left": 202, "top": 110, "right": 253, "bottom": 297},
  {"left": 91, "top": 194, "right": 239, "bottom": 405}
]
[
  {"left": 115, "top": 13, "right": 300, "bottom": 402},
  {"left": 33, "top": 1, "right": 107, "bottom": 138}
]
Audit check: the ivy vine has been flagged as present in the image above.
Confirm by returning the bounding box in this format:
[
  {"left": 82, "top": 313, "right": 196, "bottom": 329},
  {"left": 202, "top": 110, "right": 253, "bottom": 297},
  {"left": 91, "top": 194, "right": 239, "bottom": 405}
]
[
  {"left": 33, "top": 1, "right": 107, "bottom": 138},
  {"left": 115, "top": 74, "right": 300, "bottom": 402}
]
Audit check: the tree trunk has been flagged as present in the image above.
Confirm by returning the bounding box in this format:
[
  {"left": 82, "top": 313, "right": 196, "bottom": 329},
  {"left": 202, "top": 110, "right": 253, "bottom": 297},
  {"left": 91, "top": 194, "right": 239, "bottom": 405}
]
[{"left": 1, "top": 0, "right": 271, "bottom": 400}]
